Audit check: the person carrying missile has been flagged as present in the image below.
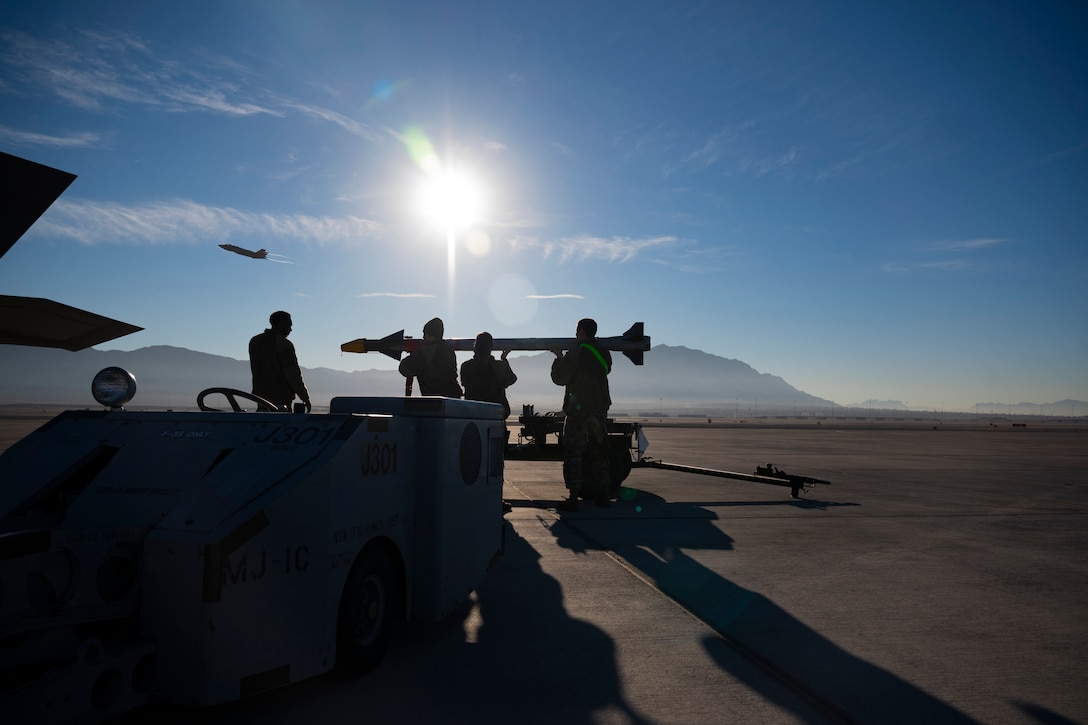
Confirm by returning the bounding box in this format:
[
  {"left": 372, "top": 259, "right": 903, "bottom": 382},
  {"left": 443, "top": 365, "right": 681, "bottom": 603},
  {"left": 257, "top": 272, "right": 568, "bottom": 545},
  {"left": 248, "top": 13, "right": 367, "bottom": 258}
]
[
  {"left": 249, "top": 310, "right": 311, "bottom": 412},
  {"left": 460, "top": 332, "right": 517, "bottom": 418},
  {"left": 550, "top": 317, "right": 612, "bottom": 511},
  {"left": 399, "top": 317, "right": 463, "bottom": 398}
]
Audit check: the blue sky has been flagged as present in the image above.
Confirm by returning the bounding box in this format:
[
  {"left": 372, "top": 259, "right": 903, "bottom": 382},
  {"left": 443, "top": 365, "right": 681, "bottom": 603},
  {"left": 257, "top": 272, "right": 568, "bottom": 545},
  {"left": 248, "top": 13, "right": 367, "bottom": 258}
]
[{"left": 1, "top": 0, "right": 1085, "bottom": 411}]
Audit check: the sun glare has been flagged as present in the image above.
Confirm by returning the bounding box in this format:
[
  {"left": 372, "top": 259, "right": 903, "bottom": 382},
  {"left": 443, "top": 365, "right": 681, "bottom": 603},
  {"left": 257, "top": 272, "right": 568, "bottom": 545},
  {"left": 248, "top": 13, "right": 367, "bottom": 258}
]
[{"left": 417, "top": 167, "right": 485, "bottom": 231}]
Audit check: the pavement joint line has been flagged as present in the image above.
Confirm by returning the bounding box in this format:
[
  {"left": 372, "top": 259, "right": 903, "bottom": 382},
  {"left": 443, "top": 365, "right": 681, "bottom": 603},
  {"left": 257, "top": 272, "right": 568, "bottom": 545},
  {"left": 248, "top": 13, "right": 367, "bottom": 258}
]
[{"left": 505, "top": 481, "right": 861, "bottom": 725}]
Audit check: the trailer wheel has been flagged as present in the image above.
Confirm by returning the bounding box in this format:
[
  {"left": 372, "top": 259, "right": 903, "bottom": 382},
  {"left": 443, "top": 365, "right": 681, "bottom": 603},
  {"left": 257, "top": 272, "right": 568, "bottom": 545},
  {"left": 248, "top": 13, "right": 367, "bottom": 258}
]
[
  {"left": 608, "top": 437, "right": 633, "bottom": 493},
  {"left": 336, "top": 547, "right": 394, "bottom": 675}
]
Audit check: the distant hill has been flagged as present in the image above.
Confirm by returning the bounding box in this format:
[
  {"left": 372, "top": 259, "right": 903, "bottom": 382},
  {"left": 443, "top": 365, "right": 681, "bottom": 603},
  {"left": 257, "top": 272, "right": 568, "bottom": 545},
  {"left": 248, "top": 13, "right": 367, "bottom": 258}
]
[
  {"left": 2, "top": 343, "right": 1081, "bottom": 416},
  {"left": 0, "top": 343, "right": 831, "bottom": 413}
]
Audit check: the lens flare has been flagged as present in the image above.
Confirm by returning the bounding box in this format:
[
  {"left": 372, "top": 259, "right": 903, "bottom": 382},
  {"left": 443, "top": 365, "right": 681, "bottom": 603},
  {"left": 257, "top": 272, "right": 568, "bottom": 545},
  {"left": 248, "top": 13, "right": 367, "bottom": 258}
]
[
  {"left": 464, "top": 229, "right": 492, "bottom": 256},
  {"left": 403, "top": 126, "right": 440, "bottom": 175}
]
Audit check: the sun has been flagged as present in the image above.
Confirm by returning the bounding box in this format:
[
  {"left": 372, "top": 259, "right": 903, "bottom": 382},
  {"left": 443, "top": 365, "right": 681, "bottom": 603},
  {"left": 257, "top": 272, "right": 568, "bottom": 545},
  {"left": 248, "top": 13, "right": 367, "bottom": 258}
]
[{"left": 416, "top": 166, "right": 485, "bottom": 231}]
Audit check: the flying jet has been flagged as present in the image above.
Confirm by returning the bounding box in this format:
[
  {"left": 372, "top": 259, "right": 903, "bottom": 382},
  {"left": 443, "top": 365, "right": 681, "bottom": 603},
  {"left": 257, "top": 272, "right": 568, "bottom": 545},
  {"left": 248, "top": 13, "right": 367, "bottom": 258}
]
[{"left": 219, "top": 244, "right": 268, "bottom": 259}]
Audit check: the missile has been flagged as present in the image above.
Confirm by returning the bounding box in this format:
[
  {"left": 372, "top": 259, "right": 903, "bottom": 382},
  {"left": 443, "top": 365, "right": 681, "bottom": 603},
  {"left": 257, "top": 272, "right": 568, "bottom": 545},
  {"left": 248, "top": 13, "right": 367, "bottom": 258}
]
[{"left": 342, "top": 322, "right": 651, "bottom": 365}]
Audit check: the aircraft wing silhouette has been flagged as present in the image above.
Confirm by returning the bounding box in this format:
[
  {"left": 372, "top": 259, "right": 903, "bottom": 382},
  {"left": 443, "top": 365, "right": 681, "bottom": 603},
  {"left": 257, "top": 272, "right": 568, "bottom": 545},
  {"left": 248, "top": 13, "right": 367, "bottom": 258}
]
[
  {"left": 0, "top": 296, "right": 144, "bottom": 351},
  {"left": 0, "top": 153, "right": 143, "bottom": 351},
  {"left": 0, "top": 152, "right": 76, "bottom": 262}
]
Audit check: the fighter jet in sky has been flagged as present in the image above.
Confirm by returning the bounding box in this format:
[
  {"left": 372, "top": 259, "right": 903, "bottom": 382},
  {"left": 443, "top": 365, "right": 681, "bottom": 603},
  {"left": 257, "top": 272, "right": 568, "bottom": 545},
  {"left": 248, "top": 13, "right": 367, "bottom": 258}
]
[{"left": 219, "top": 244, "right": 268, "bottom": 259}]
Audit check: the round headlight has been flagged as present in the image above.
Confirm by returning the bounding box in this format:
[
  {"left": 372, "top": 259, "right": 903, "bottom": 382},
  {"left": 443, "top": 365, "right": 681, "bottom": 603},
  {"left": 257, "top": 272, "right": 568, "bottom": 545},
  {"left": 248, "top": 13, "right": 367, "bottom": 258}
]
[{"left": 92, "top": 367, "right": 137, "bottom": 408}]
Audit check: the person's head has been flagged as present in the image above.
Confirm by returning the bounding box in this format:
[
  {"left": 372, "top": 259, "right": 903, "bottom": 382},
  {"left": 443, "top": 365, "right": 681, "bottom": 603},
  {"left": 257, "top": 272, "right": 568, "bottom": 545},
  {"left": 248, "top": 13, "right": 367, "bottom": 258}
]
[
  {"left": 576, "top": 318, "right": 597, "bottom": 340},
  {"left": 270, "top": 310, "right": 293, "bottom": 336},
  {"left": 423, "top": 317, "right": 444, "bottom": 340},
  {"left": 473, "top": 331, "right": 494, "bottom": 355}
]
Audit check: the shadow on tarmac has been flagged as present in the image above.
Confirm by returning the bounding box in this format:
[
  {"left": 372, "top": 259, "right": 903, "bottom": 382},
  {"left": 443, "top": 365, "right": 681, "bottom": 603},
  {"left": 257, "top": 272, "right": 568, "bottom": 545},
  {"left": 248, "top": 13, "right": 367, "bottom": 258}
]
[
  {"left": 1013, "top": 700, "right": 1086, "bottom": 725},
  {"left": 118, "top": 522, "right": 651, "bottom": 724},
  {"left": 551, "top": 489, "right": 983, "bottom": 725}
]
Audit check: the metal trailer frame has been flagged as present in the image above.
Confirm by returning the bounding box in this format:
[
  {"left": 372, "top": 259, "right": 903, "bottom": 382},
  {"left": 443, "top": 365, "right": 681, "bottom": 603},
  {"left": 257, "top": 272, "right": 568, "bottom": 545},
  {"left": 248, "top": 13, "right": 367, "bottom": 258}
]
[{"left": 506, "top": 407, "right": 830, "bottom": 499}]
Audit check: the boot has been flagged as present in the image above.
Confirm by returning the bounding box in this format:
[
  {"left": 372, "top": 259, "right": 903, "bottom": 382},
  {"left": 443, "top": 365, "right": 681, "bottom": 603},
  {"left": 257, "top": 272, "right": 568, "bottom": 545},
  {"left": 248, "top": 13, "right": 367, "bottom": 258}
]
[{"left": 557, "top": 492, "right": 579, "bottom": 512}]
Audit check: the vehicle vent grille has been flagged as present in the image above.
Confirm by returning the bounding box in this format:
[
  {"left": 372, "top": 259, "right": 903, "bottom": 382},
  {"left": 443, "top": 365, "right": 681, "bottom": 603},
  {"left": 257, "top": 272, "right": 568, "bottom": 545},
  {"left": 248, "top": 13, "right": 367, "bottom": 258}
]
[{"left": 459, "top": 423, "right": 482, "bottom": 485}]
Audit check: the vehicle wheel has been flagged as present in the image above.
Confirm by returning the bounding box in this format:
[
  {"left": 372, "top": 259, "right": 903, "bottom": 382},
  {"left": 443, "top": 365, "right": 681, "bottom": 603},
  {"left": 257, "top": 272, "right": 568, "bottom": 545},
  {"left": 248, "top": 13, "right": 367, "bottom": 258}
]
[
  {"left": 336, "top": 547, "right": 394, "bottom": 675},
  {"left": 608, "top": 437, "right": 633, "bottom": 493}
]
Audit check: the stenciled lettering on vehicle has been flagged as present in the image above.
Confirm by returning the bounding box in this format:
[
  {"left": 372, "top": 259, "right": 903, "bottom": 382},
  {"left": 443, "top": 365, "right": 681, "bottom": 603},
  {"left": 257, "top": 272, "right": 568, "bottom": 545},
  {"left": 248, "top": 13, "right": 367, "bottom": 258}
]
[
  {"left": 332, "top": 515, "right": 399, "bottom": 545},
  {"left": 252, "top": 425, "right": 337, "bottom": 449},
  {"left": 221, "top": 545, "right": 311, "bottom": 586},
  {"left": 360, "top": 437, "right": 397, "bottom": 476},
  {"left": 160, "top": 430, "right": 213, "bottom": 438}
]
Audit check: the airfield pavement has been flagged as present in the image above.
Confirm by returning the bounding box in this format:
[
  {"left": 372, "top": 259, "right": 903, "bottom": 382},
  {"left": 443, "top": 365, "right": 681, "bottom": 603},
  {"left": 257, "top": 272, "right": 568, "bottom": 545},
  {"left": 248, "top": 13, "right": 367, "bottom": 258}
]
[{"left": 2, "top": 413, "right": 1087, "bottom": 724}]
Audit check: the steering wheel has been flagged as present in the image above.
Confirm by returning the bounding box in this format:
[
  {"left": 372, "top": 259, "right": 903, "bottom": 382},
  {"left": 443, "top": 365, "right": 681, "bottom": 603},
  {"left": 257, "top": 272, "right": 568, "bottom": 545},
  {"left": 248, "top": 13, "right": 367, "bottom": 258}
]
[{"left": 197, "top": 387, "right": 279, "bottom": 412}]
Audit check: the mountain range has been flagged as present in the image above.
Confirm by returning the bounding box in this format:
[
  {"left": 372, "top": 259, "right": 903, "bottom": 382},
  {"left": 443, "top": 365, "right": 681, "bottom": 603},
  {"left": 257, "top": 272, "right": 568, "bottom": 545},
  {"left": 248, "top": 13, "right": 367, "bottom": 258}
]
[
  {"left": 0, "top": 343, "right": 830, "bottom": 414},
  {"left": 1, "top": 344, "right": 1082, "bottom": 417}
]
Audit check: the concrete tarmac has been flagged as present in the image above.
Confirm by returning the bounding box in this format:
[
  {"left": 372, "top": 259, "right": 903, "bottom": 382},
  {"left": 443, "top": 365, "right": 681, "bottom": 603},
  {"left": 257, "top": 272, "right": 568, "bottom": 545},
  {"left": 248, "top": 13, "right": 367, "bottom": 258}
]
[{"left": 4, "top": 417, "right": 1087, "bottom": 723}]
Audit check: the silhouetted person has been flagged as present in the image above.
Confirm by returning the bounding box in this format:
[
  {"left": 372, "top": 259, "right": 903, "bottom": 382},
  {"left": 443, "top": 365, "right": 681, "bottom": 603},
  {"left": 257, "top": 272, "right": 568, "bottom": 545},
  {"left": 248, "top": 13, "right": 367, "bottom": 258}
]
[
  {"left": 460, "top": 332, "right": 517, "bottom": 418},
  {"left": 249, "top": 310, "right": 311, "bottom": 412},
  {"left": 551, "top": 317, "right": 612, "bottom": 511},
  {"left": 399, "top": 317, "right": 463, "bottom": 398}
]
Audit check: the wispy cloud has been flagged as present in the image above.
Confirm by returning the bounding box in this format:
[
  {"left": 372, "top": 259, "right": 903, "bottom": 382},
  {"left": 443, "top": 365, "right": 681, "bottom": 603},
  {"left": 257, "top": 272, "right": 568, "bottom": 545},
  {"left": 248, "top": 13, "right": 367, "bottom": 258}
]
[
  {"left": 526, "top": 293, "right": 584, "bottom": 299},
  {"left": 883, "top": 237, "right": 1005, "bottom": 274},
  {"left": 921, "top": 260, "right": 972, "bottom": 271},
  {"left": 0, "top": 28, "right": 382, "bottom": 140},
  {"left": 662, "top": 118, "right": 806, "bottom": 180},
  {"left": 356, "top": 292, "right": 435, "bottom": 298},
  {"left": 1042, "top": 140, "right": 1088, "bottom": 163},
  {"left": 0, "top": 125, "right": 105, "bottom": 148},
  {"left": 0, "top": 29, "right": 278, "bottom": 116},
  {"left": 551, "top": 141, "right": 576, "bottom": 157},
  {"left": 278, "top": 98, "right": 383, "bottom": 142},
  {"left": 511, "top": 234, "right": 683, "bottom": 263},
  {"left": 925, "top": 238, "right": 1007, "bottom": 253},
  {"left": 675, "top": 123, "right": 750, "bottom": 173},
  {"left": 31, "top": 198, "right": 382, "bottom": 247},
  {"left": 882, "top": 260, "right": 972, "bottom": 274},
  {"left": 649, "top": 244, "right": 744, "bottom": 273}
]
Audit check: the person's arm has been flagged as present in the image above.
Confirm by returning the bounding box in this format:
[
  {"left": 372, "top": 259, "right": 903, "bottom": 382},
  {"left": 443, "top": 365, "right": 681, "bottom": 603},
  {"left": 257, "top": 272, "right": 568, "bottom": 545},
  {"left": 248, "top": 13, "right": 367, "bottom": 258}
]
[
  {"left": 279, "top": 340, "right": 311, "bottom": 410},
  {"left": 399, "top": 343, "right": 436, "bottom": 378},
  {"left": 459, "top": 359, "right": 478, "bottom": 393},
  {"left": 399, "top": 351, "right": 422, "bottom": 378},
  {"left": 498, "top": 358, "right": 517, "bottom": 386},
  {"left": 550, "top": 346, "right": 579, "bottom": 385}
]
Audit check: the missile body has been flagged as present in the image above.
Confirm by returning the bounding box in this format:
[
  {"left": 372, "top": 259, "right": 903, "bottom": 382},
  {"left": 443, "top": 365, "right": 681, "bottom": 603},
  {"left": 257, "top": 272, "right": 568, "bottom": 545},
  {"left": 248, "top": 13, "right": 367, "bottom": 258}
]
[{"left": 342, "top": 322, "right": 650, "bottom": 365}]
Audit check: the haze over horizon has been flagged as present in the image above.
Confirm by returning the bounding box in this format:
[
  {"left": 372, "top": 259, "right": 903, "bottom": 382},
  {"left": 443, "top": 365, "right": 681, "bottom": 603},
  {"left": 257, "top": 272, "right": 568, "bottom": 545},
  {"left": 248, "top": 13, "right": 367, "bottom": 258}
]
[
  {"left": 1, "top": 1, "right": 1085, "bottom": 412},
  {"left": 4, "top": 341, "right": 1084, "bottom": 416}
]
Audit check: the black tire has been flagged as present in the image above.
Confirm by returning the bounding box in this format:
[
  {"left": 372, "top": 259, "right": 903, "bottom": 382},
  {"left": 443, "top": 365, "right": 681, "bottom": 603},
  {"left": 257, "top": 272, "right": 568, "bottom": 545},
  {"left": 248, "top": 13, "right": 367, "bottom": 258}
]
[
  {"left": 336, "top": 547, "right": 394, "bottom": 675},
  {"left": 608, "top": 436, "right": 633, "bottom": 493}
]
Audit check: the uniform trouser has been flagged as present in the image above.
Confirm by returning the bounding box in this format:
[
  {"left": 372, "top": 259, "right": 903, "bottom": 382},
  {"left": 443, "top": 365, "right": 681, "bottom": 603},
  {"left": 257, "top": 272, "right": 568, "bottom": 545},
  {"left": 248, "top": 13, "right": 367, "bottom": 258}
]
[{"left": 562, "top": 413, "right": 610, "bottom": 498}]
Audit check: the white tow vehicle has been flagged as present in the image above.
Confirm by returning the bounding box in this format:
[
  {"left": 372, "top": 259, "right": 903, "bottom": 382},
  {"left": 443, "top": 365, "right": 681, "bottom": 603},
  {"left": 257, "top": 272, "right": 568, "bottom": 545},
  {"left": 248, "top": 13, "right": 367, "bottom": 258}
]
[{"left": 0, "top": 371, "right": 506, "bottom": 723}]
